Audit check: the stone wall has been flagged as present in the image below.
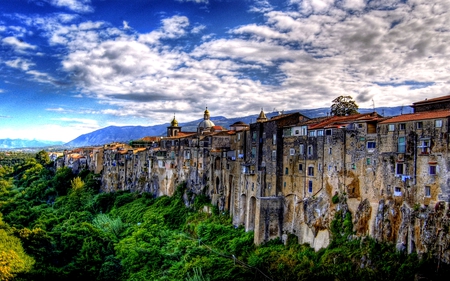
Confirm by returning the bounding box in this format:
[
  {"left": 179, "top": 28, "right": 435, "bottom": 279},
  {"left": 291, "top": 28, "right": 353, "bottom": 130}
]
[{"left": 70, "top": 111, "right": 450, "bottom": 263}]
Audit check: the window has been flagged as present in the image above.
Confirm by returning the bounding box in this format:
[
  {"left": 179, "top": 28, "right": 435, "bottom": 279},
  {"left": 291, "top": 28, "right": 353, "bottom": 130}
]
[
  {"left": 301, "top": 126, "right": 307, "bottom": 136},
  {"left": 325, "top": 129, "right": 332, "bottom": 136},
  {"left": 394, "top": 187, "right": 402, "bottom": 196},
  {"left": 429, "top": 165, "right": 437, "bottom": 175},
  {"left": 251, "top": 147, "right": 256, "bottom": 158},
  {"left": 367, "top": 141, "right": 376, "bottom": 149},
  {"left": 299, "top": 144, "right": 304, "bottom": 155},
  {"left": 416, "top": 122, "right": 423, "bottom": 129},
  {"left": 425, "top": 186, "right": 431, "bottom": 197},
  {"left": 399, "top": 123, "right": 406, "bottom": 130},
  {"left": 295, "top": 129, "right": 299, "bottom": 134},
  {"left": 436, "top": 119, "right": 443, "bottom": 128},
  {"left": 272, "top": 150, "right": 276, "bottom": 161},
  {"left": 308, "top": 180, "right": 313, "bottom": 193},
  {"left": 388, "top": 124, "right": 395, "bottom": 131},
  {"left": 309, "top": 130, "right": 316, "bottom": 137},
  {"left": 419, "top": 139, "right": 430, "bottom": 154},
  {"left": 290, "top": 148, "right": 295, "bottom": 156},
  {"left": 329, "top": 147, "right": 332, "bottom": 154},
  {"left": 273, "top": 134, "right": 277, "bottom": 145},
  {"left": 285, "top": 167, "right": 289, "bottom": 175},
  {"left": 252, "top": 132, "right": 257, "bottom": 142},
  {"left": 237, "top": 133, "right": 241, "bottom": 141},
  {"left": 396, "top": 163, "right": 404, "bottom": 175},
  {"left": 318, "top": 164, "right": 322, "bottom": 171},
  {"left": 328, "top": 165, "right": 332, "bottom": 171},
  {"left": 307, "top": 145, "right": 313, "bottom": 156},
  {"left": 298, "top": 163, "right": 303, "bottom": 171},
  {"left": 317, "top": 130, "right": 324, "bottom": 136},
  {"left": 308, "top": 166, "right": 314, "bottom": 176},
  {"left": 366, "top": 158, "right": 371, "bottom": 165},
  {"left": 398, "top": 137, "right": 406, "bottom": 153},
  {"left": 358, "top": 123, "right": 363, "bottom": 128}
]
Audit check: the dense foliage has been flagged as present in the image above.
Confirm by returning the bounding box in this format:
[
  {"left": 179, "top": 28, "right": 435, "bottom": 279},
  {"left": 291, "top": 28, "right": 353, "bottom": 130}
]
[
  {"left": 0, "top": 151, "right": 448, "bottom": 280},
  {"left": 330, "top": 95, "right": 360, "bottom": 116}
]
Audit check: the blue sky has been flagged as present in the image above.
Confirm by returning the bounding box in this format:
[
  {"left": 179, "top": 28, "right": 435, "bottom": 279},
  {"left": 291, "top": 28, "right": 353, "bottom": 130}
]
[{"left": 1, "top": 0, "right": 449, "bottom": 142}]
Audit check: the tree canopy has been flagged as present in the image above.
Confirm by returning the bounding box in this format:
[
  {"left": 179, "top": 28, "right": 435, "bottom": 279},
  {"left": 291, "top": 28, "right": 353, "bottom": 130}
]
[{"left": 330, "top": 95, "right": 359, "bottom": 116}]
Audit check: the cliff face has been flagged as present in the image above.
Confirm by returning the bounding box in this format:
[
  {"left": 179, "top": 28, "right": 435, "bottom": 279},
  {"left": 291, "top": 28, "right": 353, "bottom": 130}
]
[{"left": 63, "top": 107, "right": 450, "bottom": 264}]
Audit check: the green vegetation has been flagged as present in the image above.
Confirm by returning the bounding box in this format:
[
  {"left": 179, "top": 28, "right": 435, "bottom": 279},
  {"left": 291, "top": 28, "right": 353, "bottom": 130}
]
[
  {"left": 330, "top": 95, "right": 359, "bottom": 116},
  {"left": 0, "top": 151, "right": 448, "bottom": 280}
]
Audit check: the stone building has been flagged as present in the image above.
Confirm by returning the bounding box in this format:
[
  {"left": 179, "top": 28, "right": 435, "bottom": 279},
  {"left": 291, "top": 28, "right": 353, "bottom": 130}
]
[{"left": 77, "top": 96, "right": 450, "bottom": 262}]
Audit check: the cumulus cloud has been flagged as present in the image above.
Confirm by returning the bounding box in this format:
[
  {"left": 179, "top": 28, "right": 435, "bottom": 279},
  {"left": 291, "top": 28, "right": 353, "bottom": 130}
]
[
  {"left": 41, "top": 0, "right": 94, "bottom": 13},
  {"left": 10, "top": 0, "right": 450, "bottom": 128},
  {"left": 2, "top": 36, "right": 37, "bottom": 52},
  {"left": 4, "top": 58, "right": 35, "bottom": 71}
]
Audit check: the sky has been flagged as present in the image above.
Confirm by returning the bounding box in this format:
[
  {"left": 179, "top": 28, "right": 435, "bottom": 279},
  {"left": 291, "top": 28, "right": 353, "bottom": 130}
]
[{"left": 0, "top": 0, "right": 449, "bottom": 142}]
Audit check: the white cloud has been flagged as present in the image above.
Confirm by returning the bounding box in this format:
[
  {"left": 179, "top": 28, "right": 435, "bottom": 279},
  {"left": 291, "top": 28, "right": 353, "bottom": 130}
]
[
  {"left": 2, "top": 36, "right": 37, "bottom": 52},
  {"left": 0, "top": 116, "right": 101, "bottom": 142},
  {"left": 43, "top": 0, "right": 94, "bottom": 13},
  {"left": 4, "top": 58, "right": 35, "bottom": 71},
  {"left": 139, "top": 15, "right": 190, "bottom": 44},
  {"left": 290, "top": 0, "right": 336, "bottom": 14},
  {"left": 176, "top": 0, "right": 209, "bottom": 4},
  {"left": 19, "top": 0, "right": 450, "bottom": 129}
]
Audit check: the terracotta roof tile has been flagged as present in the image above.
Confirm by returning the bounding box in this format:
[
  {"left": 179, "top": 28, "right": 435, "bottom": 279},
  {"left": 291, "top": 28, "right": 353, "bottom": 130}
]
[
  {"left": 139, "top": 136, "right": 162, "bottom": 142},
  {"left": 412, "top": 95, "right": 450, "bottom": 106},
  {"left": 379, "top": 111, "right": 450, "bottom": 124},
  {"left": 308, "top": 113, "right": 382, "bottom": 129}
]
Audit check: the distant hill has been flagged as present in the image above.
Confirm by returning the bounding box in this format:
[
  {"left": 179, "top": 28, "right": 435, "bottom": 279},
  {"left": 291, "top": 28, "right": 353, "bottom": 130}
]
[
  {"left": 64, "top": 106, "right": 404, "bottom": 148},
  {"left": 0, "top": 139, "right": 64, "bottom": 150}
]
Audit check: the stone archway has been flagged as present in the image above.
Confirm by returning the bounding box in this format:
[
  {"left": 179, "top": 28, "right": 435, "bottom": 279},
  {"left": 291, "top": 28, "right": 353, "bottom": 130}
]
[
  {"left": 248, "top": 196, "right": 256, "bottom": 231},
  {"left": 216, "top": 176, "right": 220, "bottom": 194},
  {"left": 240, "top": 194, "right": 247, "bottom": 226}
]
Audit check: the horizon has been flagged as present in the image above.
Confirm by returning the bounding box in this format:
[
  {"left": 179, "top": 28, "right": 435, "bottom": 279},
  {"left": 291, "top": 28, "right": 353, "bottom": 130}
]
[{"left": 1, "top": 0, "right": 449, "bottom": 142}]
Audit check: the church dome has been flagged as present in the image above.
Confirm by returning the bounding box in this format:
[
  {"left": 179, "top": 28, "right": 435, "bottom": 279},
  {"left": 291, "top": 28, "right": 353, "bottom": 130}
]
[
  {"left": 171, "top": 115, "right": 178, "bottom": 127},
  {"left": 198, "top": 107, "right": 215, "bottom": 132},
  {"left": 198, "top": 119, "right": 215, "bottom": 130}
]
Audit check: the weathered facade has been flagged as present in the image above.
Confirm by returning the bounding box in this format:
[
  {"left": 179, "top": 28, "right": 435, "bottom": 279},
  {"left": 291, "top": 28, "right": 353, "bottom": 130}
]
[{"left": 62, "top": 95, "right": 450, "bottom": 262}]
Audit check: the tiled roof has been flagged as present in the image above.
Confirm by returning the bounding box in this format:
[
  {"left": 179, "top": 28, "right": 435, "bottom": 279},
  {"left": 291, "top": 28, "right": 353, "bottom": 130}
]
[
  {"left": 212, "top": 125, "right": 226, "bottom": 131},
  {"left": 269, "top": 112, "right": 298, "bottom": 121},
  {"left": 379, "top": 110, "right": 450, "bottom": 124},
  {"left": 412, "top": 95, "right": 450, "bottom": 106},
  {"left": 163, "top": 132, "right": 197, "bottom": 139},
  {"left": 308, "top": 112, "right": 382, "bottom": 129},
  {"left": 139, "top": 136, "right": 162, "bottom": 142},
  {"left": 231, "top": 121, "right": 248, "bottom": 126}
]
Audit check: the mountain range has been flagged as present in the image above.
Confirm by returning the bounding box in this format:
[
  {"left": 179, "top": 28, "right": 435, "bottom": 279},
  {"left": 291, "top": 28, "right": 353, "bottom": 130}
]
[
  {"left": 1, "top": 106, "right": 406, "bottom": 149},
  {"left": 0, "top": 139, "right": 64, "bottom": 150}
]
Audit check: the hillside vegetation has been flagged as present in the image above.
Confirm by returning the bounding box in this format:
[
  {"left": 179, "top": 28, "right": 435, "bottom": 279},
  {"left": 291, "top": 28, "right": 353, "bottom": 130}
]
[{"left": 0, "top": 152, "right": 448, "bottom": 280}]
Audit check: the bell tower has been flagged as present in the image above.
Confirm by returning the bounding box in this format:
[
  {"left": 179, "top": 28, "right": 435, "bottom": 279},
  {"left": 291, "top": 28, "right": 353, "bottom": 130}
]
[{"left": 167, "top": 114, "right": 181, "bottom": 137}]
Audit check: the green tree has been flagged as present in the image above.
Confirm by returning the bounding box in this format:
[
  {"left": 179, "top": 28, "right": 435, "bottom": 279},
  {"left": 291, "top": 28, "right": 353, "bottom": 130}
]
[
  {"left": 330, "top": 95, "right": 359, "bottom": 116},
  {"left": 0, "top": 216, "right": 35, "bottom": 280},
  {"left": 52, "top": 167, "right": 74, "bottom": 196},
  {"left": 35, "top": 150, "right": 50, "bottom": 166}
]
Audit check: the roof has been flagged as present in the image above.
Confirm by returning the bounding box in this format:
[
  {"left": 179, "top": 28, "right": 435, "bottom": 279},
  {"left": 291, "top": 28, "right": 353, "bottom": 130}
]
[
  {"left": 379, "top": 110, "right": 450, "bottom": 124},
  {"left": 308, "top": 112, "right": 382, "bottom": 130},
  {"left": 139, "top": 136, "right": 162, "bottom": 142},
  {"left": 231, "top": 121, "right": 248, "bottom": 126},
  {"left": 163, "top": 132, "right": 197, "bottom": 139},
  {"left": 412, "top": 95, "right": 450, "bottom": 106},
  {"left": 198, "top": 119, "right": 215, "bottom": 129},
  {"left": 269, "top": 112, "right": 298, "bottom": 121}
]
